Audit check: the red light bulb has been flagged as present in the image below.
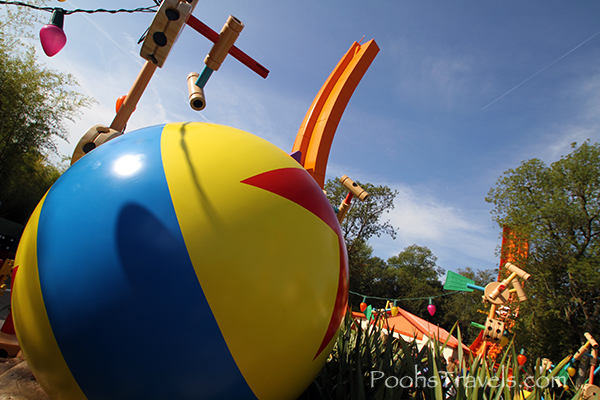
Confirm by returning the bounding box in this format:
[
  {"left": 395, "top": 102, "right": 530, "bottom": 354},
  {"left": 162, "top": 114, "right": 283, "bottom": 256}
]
[
  {"left": 427, "top": 304, "right": 436, "bottom": 316},
  {"left": 40, "top": 9, "right": 67, "bottom": 57},
  {"left": 427, "top": 298, "right": 436, "bottom": 316}
]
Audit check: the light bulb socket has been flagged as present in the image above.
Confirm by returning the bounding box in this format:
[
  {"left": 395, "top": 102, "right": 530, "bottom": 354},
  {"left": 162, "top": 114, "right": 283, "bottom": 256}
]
[{"left": 49, "top": 8, "right": 65, "bottom": 29}]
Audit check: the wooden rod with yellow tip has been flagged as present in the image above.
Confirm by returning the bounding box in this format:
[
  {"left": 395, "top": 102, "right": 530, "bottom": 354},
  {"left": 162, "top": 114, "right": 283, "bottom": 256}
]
[
  {"left": 574, "top": 333, "right": 597, "bottom": 361},
  {"left": 586, "top": 332, "right": 599, "bottom": 348},
  {"left": 337, "top": 192, "right": 354, "bottom": 223},
  {"left": 487, "top": 304, "right": 497, "bottom": 320},
  {"left": 512, "top": 280, "right": 527, "bottom": 301},
  {"left": 488, "top": 272, "right": 518, "bottom": 300}
]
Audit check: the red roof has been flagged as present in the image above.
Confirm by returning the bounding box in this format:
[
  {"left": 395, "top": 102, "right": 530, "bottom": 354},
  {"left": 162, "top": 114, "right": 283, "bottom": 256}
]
[{"left": 352, "top": 308, "right": 471, "bottom": 352}]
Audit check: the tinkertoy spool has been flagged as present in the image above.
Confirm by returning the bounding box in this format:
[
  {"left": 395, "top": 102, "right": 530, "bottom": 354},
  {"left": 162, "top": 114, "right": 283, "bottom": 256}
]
[
  {"left": 340, "top": 175, "right": 369, "bottom": 201},
  {"left": 187, "top": 72, "right": 206, "bottom": 110},
  {"left": 204, "top": 15, "right": 244, "bottom": 72},
  {"left": 71, "top": 124, "right": 123, "bottom": 165},
  {"left": 482, "top": 318, "right": 504, "bottom": 344}
]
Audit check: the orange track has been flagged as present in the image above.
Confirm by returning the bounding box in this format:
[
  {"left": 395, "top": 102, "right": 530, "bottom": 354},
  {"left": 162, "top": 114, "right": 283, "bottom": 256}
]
[{"left": 292, "top": 40, "right": 379, "bottom": 188}]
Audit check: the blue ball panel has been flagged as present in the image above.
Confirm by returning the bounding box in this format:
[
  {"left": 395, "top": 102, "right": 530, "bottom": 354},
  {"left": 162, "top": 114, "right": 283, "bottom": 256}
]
[{"left": 36, "top": 125, "right": 258, "bottom": 399}]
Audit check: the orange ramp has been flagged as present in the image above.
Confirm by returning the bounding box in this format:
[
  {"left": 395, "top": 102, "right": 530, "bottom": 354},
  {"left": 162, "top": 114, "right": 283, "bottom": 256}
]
[{"left": 292, "top": 40, "right": 379, "bottom": 188}]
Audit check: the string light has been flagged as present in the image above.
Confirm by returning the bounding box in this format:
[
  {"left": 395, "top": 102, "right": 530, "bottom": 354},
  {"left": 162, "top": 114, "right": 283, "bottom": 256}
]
[
  {"left": 350, "top": 290, "right": 461, "bottom": 320},
  {"left": 0, "top": 2, "right": 159, "bottom": 15},
  {"left": 427, "top": 297, "right": 436, "bottom": 316},
  {"left": 349, "top": 290, "right": 460, "bottom": 304},
  {"left": 0, "top": 1, "right": 160, "bottom": 56},
  {"left": 39, "top": 8, "right": 66, "bottom": 56}
]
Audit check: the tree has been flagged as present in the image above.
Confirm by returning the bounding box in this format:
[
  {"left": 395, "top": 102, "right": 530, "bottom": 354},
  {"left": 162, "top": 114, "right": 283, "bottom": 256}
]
[
  {"left": 0, "top": 153, "right": 67, "bottom": 224},
  {"left": 0, "top": 3, "right": 93, "bottom": 223},
  {"left": 379, "top": 244, "right": 445, "bottom": 321},
  {"left": 486, "top": 141, "right": 600, "bottom": 383},
  {"left": 349, "top": 244, "right": 447, "bottom": 324},
  {"left": 324, "top": 177, "right": 398, "bottom": 250},
  {"left": 325, "top": 177, "right": 398, "bottom": 303},
  {"left": 346, "top": 239, "right": 387, "bottom": 308}
]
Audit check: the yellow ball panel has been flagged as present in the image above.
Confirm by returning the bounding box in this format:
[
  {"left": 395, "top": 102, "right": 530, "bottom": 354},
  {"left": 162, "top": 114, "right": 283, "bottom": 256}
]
[
  {"left": 12, "top": 194, "right": 88, "bottom": 400},
  {"left": 161, "top": 123, "right": 343, "bottom": 399}
]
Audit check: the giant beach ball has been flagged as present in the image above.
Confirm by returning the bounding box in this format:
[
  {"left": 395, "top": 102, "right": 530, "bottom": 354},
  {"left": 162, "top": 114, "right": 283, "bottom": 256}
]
[{"left": 12, "top": 122, "right": 348, "bottom": 400}]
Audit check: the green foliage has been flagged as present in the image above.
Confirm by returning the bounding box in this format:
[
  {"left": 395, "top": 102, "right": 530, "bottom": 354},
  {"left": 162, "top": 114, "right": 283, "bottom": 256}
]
[
  {"left": 299, "top": 311, "right": 455, "bottom": 400},
  {"left": 324, "top": 178, "right": 398, "bottom": 248},
  {"left": 324, "top": 177, "right": 398, "bottom": 307},
  {"left": 0, "top": 2, "right": 93, "bottom": 224},
  {"left": 486, "top": 141, "right": 600, "bottom": 384},
  {"left": 345, "top": 240, "right": 495, "bottom": 342},
  {"left": 374, "top": 245, "right": 445, "bottom": 320},
  {"left": 300, "top": 310, "right": 576, "bottom": 400},
  {"left": 0, "top": 1, "right": 49, "bottom": 46},
  {"left": 324, "top": 174, "right": 496, "bottom": 343},
  {"left": 0, "top": 152, "right": 67, "bottom": 224},
  {"left": 347, "top": 239, "right": 388, "bottom": 303}
]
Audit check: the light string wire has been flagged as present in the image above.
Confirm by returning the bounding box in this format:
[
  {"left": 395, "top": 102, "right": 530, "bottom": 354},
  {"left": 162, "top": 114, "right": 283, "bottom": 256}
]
[
  {"left": 349, "top": 290, "right": 462, "bottom": 303},
  {"left": 0, "top": 1, "right": 159, "bottom": 15}
]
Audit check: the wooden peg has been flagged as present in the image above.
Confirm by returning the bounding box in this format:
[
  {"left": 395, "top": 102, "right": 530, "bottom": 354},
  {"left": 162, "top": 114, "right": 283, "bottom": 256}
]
[
  {"left": 340, "top": 175, "right": 369, "bottom": 201},
  {"left": 140, "top": 0, "right": 198, "bottom": 68},
  {"left": 337, "top": 192, "right": 353, "bottom": 223},
  {"left": 204, "top": 15, "right": 244, "bottom": 72},
  {"left": 505, "top": 262, "right": 531, "bottom": 281},
  {"left": 71, "top": 125, "right": 123, "bottom": 165},
  {"left": 512, "top": 280, "right": 527, "bottom": 302},
  {"left": 586, "top": 332, "right": 599, "bottom": 348},
  {"left": 484, "top": 281, "right": 511, "bottom": 305},
  {"left": 187, "top": 72, "right": 206, "bottom": 110},
  {"left": 574, "top": 333, "right": 597, "bottom": 361},
  {"left": 482, "top": 318, "right": 504, "bottom": 344},
  {"left": 110, "top": 61, "right": 158, "bottom": 133}
]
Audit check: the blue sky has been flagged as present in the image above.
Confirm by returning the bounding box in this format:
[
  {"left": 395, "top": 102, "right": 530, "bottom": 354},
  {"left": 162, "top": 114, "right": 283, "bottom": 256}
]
[{"left": 17, "top": 0, "right": 600, "bottom": 274}]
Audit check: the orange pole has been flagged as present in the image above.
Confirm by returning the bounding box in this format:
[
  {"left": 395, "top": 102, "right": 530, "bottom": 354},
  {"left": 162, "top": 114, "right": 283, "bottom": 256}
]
[{"left": 590, "top": 348, "right": 598, "bottom": 385}]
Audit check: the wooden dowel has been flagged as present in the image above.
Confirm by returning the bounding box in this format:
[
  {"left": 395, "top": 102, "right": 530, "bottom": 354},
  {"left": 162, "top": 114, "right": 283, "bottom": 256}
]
[{"left": 110, "top": 61, "right": 158, "bottom": 132}]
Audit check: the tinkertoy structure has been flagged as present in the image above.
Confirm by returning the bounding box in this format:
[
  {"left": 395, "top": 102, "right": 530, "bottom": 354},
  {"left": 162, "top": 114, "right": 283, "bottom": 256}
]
[
  {"left": 71, "top": 0, "right": 268, "bottom": 164},
  {"left": 444, "top": 226, "right": 530, "bottom": 359},
  {"left": 7, "top": 1, "right": 380, "bottom": 400}
]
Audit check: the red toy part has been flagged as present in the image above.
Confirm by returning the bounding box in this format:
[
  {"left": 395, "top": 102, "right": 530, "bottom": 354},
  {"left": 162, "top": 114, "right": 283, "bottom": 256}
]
[
  {"left": 0, "top": 264, "right": 19, "bottom": 356},
  {"left": 427, "top": 304, "right": 436, "bottom": 316},
  {"left": 186, "top": 15, "right": 269, "bottom": 79},
  {"left": 116, "top": 95, "right": 137, "bottom": 113}
]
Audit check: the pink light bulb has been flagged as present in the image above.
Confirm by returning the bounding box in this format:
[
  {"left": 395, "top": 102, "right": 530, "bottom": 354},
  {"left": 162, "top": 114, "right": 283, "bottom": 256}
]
[
  {"left": 427, "top": 304, "right": 436, "bottom": 316},
  {"left": 40, "top": 9, "right": 67, "bottom": 57}
]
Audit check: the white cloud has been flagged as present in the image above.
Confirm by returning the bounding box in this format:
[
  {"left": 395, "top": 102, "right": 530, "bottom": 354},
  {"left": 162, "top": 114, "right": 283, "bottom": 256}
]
[
  {"left": 369, "top": 183, "right": 499, "bottom": 273},
  {"left": 388, "top": 37, "right": 474, "bottom": 110},
  {"left": 514, "top": 69, "right": 600, "bottom": 166}
]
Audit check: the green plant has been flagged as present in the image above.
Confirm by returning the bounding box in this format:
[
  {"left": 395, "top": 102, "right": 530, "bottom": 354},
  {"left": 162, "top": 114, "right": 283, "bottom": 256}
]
[{"left": 299, "top": 310, "right": 578, "bottom": 400}]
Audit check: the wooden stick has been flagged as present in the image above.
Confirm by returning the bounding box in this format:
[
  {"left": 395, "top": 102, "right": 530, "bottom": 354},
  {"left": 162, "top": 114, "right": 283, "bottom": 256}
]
[
  {"left": 586, "top": 332, "right": 599, "bottom": 348},
  {"left": 487, "top": 304, "right": 497, "bottom": 320},
  {"left": 488, "top": 272, "right": 518, "bottom": 300},
  {"left": 186, "top": 15, "right": 269, "bottom": 78},
  {"left": 110, "top": 61, "right": 158, "bottom": 132}
]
